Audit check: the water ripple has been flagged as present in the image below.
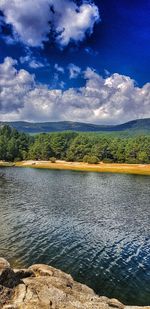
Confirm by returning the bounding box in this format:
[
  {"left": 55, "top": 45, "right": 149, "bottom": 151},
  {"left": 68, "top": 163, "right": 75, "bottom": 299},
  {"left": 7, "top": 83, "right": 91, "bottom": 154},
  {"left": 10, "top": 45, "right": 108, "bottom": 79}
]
[{"left": 0, "top": 167, "right": 150, "bottom": 305}]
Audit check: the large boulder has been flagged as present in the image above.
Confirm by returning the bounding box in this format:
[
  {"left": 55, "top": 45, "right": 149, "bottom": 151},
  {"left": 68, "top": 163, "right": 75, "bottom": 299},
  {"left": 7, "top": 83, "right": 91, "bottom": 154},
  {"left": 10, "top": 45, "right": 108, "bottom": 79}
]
[{"left": 0, "top": 258, "right": 149, "bottom": 309}]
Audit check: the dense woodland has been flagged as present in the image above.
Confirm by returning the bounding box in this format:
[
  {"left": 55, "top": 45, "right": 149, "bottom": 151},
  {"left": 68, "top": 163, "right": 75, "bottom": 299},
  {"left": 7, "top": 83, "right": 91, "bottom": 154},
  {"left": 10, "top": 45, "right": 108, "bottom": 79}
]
[{"left": 0, "top": 125, "right": 150, "bottom": 164}]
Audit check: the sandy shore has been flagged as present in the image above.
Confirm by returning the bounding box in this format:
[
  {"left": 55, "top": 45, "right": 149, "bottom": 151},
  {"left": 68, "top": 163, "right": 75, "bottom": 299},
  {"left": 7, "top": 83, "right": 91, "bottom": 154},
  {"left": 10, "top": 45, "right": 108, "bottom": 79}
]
[{"left": 10, "top": 160, "right": 150, "bottom": 175}]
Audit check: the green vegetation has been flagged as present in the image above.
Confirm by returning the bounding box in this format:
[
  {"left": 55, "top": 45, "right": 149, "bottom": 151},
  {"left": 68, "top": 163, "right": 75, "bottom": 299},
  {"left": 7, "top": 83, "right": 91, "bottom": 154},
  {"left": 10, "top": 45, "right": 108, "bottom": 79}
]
[
  {"left": 49, "top": 157, "right": 56, "bottom": 163},
  {"left": 0, "top": 125, "right": 33, "bottom": 162},
  {"left": 83, "top": 155, "right": 99, "bottom": 164},
  {"left": 0, "top": 125, "right": 150, "bottom": 164}
]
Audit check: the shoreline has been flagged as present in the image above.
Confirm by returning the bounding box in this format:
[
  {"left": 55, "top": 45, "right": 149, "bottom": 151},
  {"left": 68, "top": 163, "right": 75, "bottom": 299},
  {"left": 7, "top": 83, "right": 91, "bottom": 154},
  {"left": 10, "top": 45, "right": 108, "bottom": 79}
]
[{"left": 0, "top": 160, "right": 150, "bottom": 175}]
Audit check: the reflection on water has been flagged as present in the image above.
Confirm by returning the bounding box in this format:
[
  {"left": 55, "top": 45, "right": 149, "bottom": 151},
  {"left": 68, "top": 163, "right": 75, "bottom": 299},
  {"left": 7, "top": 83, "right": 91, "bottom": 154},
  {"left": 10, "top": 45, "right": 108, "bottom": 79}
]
[{"left": 0, "top": 167, "right": 150, "bottom": 305}]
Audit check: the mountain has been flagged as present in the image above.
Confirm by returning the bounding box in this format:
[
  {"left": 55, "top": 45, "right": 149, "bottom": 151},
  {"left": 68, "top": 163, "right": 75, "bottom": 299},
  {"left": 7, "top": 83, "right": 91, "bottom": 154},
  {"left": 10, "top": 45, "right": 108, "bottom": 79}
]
[{"left": 0, "top": 118, "right": 150, "bottom": 134}]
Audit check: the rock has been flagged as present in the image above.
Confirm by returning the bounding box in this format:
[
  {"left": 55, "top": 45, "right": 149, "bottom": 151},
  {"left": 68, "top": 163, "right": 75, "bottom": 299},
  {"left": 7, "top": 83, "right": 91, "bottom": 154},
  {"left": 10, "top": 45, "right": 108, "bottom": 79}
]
[
  {"left": 0, "top": 259, "right": 10, "bottom": 276},
  {"left": 0, "top": 285, "right": 13, "bottom": 308},
  {"left": 0, "top": 268, "right": 22, "bottom": 289},
  {"left": 14, "top": 269, "right": 35, "bottom": 280},
  {"left": 0, "top": 260, "right": 34, "bottom": 308},
  {"left": 0, "top": 258, "right": 149, "bottom": 309},
  {"left": 107, "top": 298, "right": 124, "bottom": 309}
]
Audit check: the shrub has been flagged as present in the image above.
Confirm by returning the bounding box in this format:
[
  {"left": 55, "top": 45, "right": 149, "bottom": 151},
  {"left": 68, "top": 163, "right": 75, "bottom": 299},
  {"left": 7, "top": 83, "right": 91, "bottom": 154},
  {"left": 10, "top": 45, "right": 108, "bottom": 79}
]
[
  {"left": 49, "top": 157, "right": 56, "bottom": 163},
  {"left": 83, "top": 155, "right": 99, "bottom": 164},
  {"left": 102, "top": 158, "right": 114, "bottom": 163}
]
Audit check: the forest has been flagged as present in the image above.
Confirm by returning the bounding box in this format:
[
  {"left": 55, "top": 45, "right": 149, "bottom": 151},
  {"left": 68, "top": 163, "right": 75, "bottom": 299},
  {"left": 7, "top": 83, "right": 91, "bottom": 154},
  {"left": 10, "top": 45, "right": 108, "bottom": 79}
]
[{"left": 0, "top": 125, "right": 150, "bottom": 164}]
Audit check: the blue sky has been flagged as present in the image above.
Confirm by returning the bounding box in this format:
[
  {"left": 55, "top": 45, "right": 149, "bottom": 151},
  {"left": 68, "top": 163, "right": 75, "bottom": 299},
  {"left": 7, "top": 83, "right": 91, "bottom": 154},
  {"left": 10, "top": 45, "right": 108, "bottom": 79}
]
[{"left": 0, "top": 0, "right": 150, "bottom": 124}]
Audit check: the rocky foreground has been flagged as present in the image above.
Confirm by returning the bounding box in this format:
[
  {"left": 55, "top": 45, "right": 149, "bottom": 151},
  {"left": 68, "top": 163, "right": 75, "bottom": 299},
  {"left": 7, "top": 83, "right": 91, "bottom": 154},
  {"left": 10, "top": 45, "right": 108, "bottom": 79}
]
[{"left": 0, "top": 258, "right": 149, "bottom": 309}]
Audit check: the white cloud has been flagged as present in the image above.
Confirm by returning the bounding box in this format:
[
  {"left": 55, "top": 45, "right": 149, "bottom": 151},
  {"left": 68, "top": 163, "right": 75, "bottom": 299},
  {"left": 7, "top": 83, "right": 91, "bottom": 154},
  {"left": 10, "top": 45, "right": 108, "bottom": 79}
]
[
  {"left": 104, "top": 69, "right": 110, "bottom": 77},
  {"left": 53, "top": 1, "right": 100, "bottom": 47},
  {"left": 20, "top": 57, "right": 45, "bottom": 69},
  {"left": 68, "top": 63, "right": 81, "bottom": 79},
  {"left": 20, "top": 50, "right": 49, "bottom": 69},
  {"left": 28, "top": 60, "right": 45, "bottom": 69},
  {"left": 84, "top": 47, "right": 98, "bottom": 56},
  {"left": 0, "top": 0, "right": 51, "bottom": 47},
  {"left": 0, "top": 0, "right": 100, "bottom": 48},
  {"left": 0, "top": 57, "right": 35, "bottom": 113},
  {"left": 0, "top": 58, "right": 150, "bottom": 124},
  {"left": 59, "top": 81, "right": 65, "bottom": 89},
  {"left": 54, "top": 64, "right": 64, "bottom": 74}
]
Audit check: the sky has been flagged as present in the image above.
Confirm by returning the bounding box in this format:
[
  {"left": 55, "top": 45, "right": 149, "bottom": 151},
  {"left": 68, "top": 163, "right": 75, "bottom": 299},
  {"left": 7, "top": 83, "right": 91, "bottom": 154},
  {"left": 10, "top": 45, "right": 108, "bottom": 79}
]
[{"left": 0, "top": 0, "right": 150, "bottom": 124}]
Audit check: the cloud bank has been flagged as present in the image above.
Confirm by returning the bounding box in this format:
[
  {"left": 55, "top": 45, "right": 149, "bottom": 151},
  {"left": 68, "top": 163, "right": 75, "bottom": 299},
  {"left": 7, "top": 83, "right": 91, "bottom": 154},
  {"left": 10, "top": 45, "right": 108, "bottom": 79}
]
[
  {"left": 0, "top": 57, "right": 150, "bottom": 124},
  {"left": 0, "top": 0, "right": 100, "bottom": 48}
]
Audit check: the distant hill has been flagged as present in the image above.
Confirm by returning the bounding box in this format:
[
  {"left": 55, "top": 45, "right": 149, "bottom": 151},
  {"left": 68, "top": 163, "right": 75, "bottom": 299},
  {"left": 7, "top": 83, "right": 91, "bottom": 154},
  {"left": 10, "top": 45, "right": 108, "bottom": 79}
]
[{"left": 0, "top": 118, "right": 150, "bottom": 135}]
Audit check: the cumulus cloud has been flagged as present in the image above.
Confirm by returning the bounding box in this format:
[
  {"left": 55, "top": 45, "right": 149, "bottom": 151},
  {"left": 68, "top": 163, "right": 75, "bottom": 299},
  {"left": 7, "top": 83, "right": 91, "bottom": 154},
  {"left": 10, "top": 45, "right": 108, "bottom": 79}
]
[
  {"left": 0, "top": 57, "right": 150, "bottom": 124},
  {"left": 68, "top": 63, "right": 81, "bottom": 79},
  {"left": 0, "top": 57, "right": 35, "bottom": 113},
  {"left": 0, "top": 0, "right": 100, "bottom": 48},
  {"left": 53, "top": 1, "right": 100, "bottom": 47},
  {"left": 0, "top": 0, "right": 51, "bottom": 47}
]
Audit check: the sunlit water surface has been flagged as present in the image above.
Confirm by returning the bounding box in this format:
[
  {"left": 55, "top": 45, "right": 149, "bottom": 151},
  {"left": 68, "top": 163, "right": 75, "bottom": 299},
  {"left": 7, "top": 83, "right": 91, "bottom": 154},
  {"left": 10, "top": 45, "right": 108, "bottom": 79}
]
[{"left": 0, "top": 167, "right": 150, "bottom": 305}]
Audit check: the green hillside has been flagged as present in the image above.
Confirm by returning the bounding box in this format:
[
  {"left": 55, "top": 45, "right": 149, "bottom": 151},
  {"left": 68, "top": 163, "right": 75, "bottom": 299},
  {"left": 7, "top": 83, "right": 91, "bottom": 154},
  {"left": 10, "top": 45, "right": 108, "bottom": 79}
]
[{"left": 0, "top": 118, "right": 150, "bottom": 135}]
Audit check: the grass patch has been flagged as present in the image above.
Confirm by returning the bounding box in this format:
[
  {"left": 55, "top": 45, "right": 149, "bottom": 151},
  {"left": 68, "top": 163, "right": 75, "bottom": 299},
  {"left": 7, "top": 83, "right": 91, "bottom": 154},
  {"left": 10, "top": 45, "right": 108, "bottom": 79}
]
[{"left": 0, "top": 161, "right": 15, "bottom": 167}]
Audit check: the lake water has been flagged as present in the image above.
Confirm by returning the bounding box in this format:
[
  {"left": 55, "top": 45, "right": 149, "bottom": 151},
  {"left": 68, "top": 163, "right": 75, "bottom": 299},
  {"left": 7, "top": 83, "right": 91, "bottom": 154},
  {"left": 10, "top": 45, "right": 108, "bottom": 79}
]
[{"left": 0, "top": 167, "right": 150, "bottom": 305}]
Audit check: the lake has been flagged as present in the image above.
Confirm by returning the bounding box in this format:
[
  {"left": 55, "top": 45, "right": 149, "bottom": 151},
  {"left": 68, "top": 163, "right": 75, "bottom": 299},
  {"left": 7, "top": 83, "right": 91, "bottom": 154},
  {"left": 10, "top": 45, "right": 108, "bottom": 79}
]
[{"left": 0, "top": 167, "right": 150, "bottom": 305}]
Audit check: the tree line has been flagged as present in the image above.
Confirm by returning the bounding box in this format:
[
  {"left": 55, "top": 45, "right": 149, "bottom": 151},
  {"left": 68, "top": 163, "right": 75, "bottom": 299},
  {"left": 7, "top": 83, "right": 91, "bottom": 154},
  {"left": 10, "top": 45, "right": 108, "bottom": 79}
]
[{"left": 0, "top": 125, "right": 150, "bottom": 164}]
